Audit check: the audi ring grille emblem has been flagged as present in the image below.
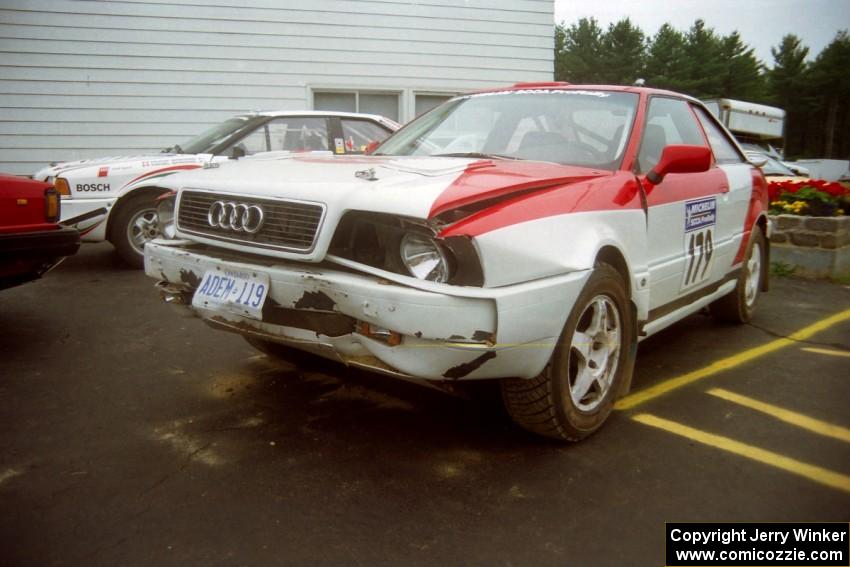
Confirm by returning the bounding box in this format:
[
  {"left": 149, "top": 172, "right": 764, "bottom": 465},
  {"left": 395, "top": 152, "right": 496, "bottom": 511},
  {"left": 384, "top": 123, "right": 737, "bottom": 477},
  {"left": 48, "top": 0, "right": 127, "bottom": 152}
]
[{"left": 207, "top": 201, "right": 265, "bottom": 234}]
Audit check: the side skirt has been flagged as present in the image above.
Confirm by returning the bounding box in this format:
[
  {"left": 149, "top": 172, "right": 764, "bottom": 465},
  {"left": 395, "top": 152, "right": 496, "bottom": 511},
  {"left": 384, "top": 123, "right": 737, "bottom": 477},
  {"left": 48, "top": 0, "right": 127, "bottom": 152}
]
[{"left": 638, "top": 270, "right": 740, "bottom": 339}]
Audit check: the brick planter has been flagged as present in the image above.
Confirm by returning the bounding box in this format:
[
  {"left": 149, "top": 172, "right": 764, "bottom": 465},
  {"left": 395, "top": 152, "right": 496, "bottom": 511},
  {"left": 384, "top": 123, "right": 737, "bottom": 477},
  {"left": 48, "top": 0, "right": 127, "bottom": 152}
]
[{"left": 768, "top": 214, "right": 850, "bottom": 278}]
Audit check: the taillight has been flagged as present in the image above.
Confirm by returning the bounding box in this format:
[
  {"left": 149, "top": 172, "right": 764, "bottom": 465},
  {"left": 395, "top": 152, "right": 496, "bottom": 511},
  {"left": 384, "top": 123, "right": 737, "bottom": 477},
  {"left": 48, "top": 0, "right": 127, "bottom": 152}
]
[
  {"left": 55, "top": 177, "right": 71, "bottom": 196},
  {"left": 45, "top": 187, "right": 61, "bottom": 222}
]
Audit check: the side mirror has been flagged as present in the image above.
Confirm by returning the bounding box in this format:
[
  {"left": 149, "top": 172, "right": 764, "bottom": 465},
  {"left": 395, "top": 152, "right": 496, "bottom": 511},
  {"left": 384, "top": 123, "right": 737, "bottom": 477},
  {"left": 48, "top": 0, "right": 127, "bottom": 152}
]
[
  {"left": 647, "top": 145, "right": 712, "bottom": 185},
  {"left": 230, "top": 145, "right": 246, "bottom": 159},
  {"left": 745, "top": 152, "right": 769, "bottom": 168},
  {"left": 364, "top": 140, "right": 380, "bottom": 155}
]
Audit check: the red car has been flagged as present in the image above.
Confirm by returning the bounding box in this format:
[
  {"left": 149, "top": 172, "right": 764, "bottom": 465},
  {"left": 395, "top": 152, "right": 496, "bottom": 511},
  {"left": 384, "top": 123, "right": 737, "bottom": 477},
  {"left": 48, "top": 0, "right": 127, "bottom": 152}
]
[{"left": 0, "top": 174, "right": 80, "bottom": 290}]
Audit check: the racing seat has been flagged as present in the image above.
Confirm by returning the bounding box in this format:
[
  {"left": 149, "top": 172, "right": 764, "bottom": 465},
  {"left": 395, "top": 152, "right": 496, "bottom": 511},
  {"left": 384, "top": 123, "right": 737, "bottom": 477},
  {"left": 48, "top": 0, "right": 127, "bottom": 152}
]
[{"left": 516, "top": 130, "right": 570, "bottom": 162}]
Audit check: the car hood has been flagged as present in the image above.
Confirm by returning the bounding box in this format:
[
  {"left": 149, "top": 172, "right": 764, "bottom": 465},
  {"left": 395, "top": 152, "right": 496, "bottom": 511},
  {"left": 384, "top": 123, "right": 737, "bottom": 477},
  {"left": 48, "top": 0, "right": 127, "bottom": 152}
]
[
  {"left": 32, "top": 154, "right": 209, "bottom": 180},
  {"left": 166, "top": 154, "right": 610, "bottom": 222}
]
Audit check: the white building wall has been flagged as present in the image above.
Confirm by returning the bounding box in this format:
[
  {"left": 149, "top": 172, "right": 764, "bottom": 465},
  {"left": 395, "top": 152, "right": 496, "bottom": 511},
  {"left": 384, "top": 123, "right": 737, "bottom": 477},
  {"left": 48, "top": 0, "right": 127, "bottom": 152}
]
[{"left": 0, "top": 0, "right": 554, "bottom": 175}]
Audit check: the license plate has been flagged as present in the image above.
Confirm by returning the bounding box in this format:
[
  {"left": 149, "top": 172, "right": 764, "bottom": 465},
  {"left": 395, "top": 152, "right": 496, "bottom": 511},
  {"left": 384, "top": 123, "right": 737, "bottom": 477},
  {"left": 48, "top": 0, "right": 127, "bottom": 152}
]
[{"left": 192, "top": 268, "right": 270, "bottom": 320}]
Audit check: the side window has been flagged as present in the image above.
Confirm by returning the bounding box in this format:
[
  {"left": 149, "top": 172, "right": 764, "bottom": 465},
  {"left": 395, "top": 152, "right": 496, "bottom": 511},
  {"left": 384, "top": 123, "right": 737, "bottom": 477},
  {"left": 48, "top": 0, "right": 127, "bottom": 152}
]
[
  {"left": 637, "top": 97, "right": 707, "bottom": 173},
  {"left": 693, "top": 106, "right": 744, "bottom": 164},
  {"left": 340, "top": 119, "right": 392, "bottom": 153},
  {"left": 231, "top": 126, "right": 269, "bottom": 155},
  {"left": 266, "top": 117, "right": 329, "bottom": 152}
]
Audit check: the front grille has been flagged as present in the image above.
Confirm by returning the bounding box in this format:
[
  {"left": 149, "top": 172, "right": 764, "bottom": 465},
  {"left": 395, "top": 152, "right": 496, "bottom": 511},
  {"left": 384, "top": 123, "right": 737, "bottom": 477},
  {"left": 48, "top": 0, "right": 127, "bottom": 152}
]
[{"left": 177, "top": 190, "right": 325, "bottom": 252}]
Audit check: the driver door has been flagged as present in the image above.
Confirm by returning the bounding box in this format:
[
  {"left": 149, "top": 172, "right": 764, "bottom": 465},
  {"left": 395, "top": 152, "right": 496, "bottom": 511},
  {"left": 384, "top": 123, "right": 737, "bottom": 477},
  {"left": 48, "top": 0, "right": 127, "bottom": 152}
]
[{"left": 638, "top": 97, "right": 726, "bottom": 314}]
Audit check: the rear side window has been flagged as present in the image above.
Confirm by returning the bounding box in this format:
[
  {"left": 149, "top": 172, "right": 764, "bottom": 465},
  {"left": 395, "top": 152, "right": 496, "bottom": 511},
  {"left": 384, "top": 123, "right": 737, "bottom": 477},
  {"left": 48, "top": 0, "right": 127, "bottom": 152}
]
[
  {"left": 267, "top": 117, "right": 329, "bottom": 152},
  {"left": 693, "top": 106, "right": 744, "bottom": 164},
  {"left": 637, "top": 97, "right": 707, "bottom": 173},
  {"left": 341, "top": 119, "right": 392, "bottom": 153}
]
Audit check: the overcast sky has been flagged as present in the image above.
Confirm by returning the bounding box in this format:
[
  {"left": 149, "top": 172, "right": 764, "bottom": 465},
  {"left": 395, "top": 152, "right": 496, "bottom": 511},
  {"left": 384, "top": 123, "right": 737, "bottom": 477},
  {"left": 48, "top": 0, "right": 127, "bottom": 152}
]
[{"left": 553, "top": 0, "right": 850, "bottom": 66}]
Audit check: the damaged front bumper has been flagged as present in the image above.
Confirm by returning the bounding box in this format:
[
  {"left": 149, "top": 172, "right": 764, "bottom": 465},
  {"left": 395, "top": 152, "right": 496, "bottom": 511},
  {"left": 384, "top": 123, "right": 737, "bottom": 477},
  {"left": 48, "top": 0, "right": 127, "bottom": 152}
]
[{"left": 145, "top": 240, "right": 591, "bottom": 381}]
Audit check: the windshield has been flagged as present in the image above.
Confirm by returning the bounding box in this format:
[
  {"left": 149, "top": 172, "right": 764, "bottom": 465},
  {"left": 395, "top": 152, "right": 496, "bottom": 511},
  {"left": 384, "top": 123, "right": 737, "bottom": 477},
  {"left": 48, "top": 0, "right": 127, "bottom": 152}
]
[
  {"left": 174, "top": 116, "right": 257, "bottom": 154},
  {"left": 376, "top": 90, "right": 639, "bottom": 170}
]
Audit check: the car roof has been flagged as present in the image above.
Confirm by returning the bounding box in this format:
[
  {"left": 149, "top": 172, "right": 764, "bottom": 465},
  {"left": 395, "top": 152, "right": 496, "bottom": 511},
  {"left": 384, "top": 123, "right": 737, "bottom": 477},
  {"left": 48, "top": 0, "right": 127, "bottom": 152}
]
[
  {"left": 463, "top": 82, "right": 702, "bottom": 104},
  {"left": 238, "top": 110, "right": 398, "bottom": 123}
]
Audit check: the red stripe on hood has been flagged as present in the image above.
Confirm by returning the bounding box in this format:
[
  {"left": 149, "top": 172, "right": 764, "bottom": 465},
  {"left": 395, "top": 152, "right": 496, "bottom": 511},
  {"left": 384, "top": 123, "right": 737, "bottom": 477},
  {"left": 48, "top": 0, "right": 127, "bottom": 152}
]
[
  {"left": 127, "top": 164, "right": 201, "bottom": 186},
  {"left": 428, "top": 160, "right": 609, "bottom": 219},
  {"left": 439, "top": 171, "right": 643, "bottom": 238}
]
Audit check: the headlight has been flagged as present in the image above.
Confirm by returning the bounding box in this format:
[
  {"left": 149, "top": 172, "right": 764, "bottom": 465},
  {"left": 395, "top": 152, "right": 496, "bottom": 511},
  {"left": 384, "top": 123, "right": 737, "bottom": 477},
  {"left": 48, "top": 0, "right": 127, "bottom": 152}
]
[
  {"left": 156, "top": 191, "right": 176, "bottom": 239},
  {"left": 399, "top": 232, "right": 450, "bottom": 283},
  {"left": 54, "top": 177, "right": 71, "bottom": 196}
]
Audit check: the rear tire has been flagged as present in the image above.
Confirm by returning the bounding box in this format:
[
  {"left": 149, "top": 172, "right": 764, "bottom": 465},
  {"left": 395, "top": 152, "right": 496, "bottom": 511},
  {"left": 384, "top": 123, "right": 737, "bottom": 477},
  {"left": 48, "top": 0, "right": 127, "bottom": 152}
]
[
  {"left": 112, "top": 192, "right": 168, "bottom": 269},
  {"left": 501, "top": 263, "right": 635, "bottom": 441},
  {"left": 710, "top": 228, "right": 765, "bottom": 324}
]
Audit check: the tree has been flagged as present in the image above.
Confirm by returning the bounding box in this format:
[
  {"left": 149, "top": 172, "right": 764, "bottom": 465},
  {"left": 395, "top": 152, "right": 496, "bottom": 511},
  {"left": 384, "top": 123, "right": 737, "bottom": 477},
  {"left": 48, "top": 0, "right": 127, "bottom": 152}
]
[
  {"left": 554, "top": 17, "right": 604, "bottom": 83},
  {"left": 644, "top": 23, "right": 689, "bottom": 91},
  {"left": 767, "top": 35, "right": 810, "bottom": 157},
  {"left": 550, "top": 17, "right": 849, "bottom": 158},
  {"left": 718, "top": 31, "right": 766, "bottom": 100},
  {"left": 768, "top": 34, "right": 809, "bottom": 107},
  {"left": 681, "top": 19, "right": 725, "bottom": 97},
  {"left": 806, "top": 31, "right": 850, "bottom": 157},
  {"left": 599, "top": 18, "right": 646, "bottom": 85}
]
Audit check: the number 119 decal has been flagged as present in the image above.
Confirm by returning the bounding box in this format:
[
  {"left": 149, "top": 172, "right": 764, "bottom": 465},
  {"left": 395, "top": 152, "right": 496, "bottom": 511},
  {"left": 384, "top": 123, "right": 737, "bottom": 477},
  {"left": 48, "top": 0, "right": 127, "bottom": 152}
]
[{"left": 682, "top": 198, "right": 717, "bottom": 290}]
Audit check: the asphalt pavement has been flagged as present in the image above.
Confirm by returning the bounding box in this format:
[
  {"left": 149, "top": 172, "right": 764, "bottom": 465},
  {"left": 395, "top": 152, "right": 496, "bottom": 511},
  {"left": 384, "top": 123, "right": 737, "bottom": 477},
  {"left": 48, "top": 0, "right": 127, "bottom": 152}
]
[{"left": 1, "top": 242, "right": 848, "bottom": 566}]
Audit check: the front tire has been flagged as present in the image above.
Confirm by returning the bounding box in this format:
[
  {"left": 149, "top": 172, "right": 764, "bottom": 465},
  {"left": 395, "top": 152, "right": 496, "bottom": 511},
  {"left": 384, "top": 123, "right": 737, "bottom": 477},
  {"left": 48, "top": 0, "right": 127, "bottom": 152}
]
[
  {"left": 112, "top": 192, "right": 167, "bottom": 268},
  {"left": 501, "top": 263, "right": 635, "bottom": 441},
  {"left": 710, "top": 227, "right": 765, "bottom": 324}
]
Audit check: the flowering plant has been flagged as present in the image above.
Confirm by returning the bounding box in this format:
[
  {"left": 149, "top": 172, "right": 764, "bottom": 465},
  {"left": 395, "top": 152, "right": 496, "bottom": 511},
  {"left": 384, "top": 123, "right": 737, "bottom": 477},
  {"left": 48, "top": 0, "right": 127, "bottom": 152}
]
[{"left": 768, "top": 179, "right": 850, "bottom": 216}]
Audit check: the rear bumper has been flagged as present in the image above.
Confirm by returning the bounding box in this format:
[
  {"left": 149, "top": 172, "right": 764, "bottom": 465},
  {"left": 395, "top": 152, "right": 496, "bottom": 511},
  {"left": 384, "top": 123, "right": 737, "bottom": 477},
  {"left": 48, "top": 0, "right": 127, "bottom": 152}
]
[
  {"left": 145, "top": 240, "right": 591, "bottom": 381},
  {"left": 0, "top": 226, "right": 80, "bottom": 289}
]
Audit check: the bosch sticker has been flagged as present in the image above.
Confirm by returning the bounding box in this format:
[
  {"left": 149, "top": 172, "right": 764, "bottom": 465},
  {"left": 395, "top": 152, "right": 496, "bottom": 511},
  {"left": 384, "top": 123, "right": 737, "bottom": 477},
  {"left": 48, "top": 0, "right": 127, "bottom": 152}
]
[{"left": 76, "top": 183, "right": 111, "bottom": 192}]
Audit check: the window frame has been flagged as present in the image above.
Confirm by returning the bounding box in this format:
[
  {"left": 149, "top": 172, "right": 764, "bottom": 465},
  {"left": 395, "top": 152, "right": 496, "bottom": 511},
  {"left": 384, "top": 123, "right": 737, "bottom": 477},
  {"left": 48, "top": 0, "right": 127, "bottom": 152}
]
[
  {"left": 691, "top": 103, "right": 747, "bottom": 165},
  {"left": 634, "top": 95, "right": 711, "bottom": 174},
  {"left": 217, "top": 116, "right": 333, "bottom": 156}
]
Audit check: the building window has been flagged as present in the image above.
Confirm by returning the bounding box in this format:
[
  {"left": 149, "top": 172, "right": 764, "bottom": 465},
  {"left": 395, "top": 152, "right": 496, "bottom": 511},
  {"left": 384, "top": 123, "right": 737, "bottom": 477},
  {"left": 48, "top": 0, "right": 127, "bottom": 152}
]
[
  {"left": 415, "top": 94, "right": 453, "bottom": 117},
  {"left": 314, "top": 90, "right": 400, "bottom": 122}
]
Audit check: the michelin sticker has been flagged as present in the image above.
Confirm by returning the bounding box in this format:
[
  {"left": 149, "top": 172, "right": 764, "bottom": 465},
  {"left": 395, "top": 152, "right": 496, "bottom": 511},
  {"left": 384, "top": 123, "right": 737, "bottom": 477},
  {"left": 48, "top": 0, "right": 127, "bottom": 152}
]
[{"left": 682, "top": 197, "right": 716, "bottom": 290}]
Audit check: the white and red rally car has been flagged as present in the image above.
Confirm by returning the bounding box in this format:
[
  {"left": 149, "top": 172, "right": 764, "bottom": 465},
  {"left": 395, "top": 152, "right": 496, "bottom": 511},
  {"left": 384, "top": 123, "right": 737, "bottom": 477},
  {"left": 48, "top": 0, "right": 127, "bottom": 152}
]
[
  {"left": 32, "top": 111, "right": 398, "bottom": 267},
  {"left": 145, "top": 83, "right": 770, "bottom": 440}
]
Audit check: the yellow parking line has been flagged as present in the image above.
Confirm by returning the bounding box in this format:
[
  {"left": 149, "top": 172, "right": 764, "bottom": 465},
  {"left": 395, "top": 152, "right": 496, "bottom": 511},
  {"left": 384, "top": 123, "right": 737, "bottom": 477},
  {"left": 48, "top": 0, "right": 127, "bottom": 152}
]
[
  {"left": 801, "top": 347, "right": 850, "bottom": 358},
  {"left": 633, "top": 413, "right": 850, "bottom": 494},
  {"left": 708, "top": 388, "right": 850, "bottom": 443},
  {"left": 616, "top": 308, "right": 850, "bottom": 411}
]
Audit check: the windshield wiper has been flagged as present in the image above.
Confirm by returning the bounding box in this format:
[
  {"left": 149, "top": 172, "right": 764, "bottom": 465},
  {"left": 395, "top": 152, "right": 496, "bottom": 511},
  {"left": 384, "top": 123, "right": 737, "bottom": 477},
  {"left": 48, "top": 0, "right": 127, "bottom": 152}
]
[
  {"left": 433, "top": 152, "right": 520, "bottom": 160},
  {"left": 162, "top": 144, "right": 184, "bottom": 154}
]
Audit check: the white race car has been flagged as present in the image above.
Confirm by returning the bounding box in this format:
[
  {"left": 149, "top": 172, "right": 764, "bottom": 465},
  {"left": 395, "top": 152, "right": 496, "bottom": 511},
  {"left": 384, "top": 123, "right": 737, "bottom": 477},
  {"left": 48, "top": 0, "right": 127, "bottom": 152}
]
[
  {"left": 145, "top": 84, "right": 770, "bottom": 440},
  {"left": 33, "top": 111, "right": 399, "bottom": 267}
]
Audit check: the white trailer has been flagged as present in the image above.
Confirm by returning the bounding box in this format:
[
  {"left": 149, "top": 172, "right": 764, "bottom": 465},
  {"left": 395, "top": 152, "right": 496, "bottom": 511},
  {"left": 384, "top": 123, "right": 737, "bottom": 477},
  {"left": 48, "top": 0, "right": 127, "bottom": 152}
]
[{"left": 703, "top": 98, "right": 785, "bottom": 142}]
